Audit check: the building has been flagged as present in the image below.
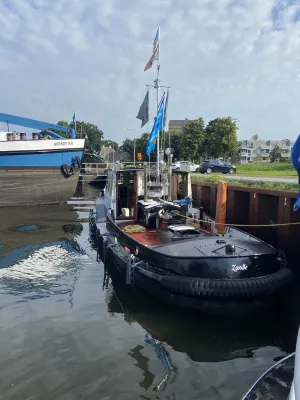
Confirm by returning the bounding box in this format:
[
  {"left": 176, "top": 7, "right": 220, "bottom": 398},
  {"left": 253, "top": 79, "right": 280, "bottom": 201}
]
[
  {"left": 100, "top": 146, "right": 116, "bottom": 161},
  {"left": 168, "top": 119, "right": 190, "bottom": 133},
  {"left": 236, "top": 139, "right": 294, "bottom": 164}
]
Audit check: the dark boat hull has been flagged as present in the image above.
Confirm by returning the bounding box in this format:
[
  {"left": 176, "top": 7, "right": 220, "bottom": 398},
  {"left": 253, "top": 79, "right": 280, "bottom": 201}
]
[
  {"left": 90, "top": 227, "right": 292, "bottom": 313},
  {"left": 106, "top": 216, "right": 286, "bottom": 280},
  {"left": 89, "top": 199, "right": 293, "bottom": 311},
  {"left": 0, "top": 168, "right": 80, "bottom": 206}
]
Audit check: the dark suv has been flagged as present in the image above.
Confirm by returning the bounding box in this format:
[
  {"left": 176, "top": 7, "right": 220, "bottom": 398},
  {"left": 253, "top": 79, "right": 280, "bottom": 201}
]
[{"left": 197, "top": 160, "right": 236, "bottom": 174}]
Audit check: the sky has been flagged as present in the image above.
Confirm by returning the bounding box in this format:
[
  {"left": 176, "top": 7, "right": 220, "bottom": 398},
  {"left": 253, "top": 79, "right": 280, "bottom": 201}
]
[{"left": 1, "top": 0, "right": 300, "bottom": 143}]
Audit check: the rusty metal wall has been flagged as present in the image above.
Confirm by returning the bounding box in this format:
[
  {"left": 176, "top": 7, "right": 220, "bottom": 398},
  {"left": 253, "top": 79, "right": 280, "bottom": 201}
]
[{"left": 192, "top": 182, "right": 300, "bottom": 259}]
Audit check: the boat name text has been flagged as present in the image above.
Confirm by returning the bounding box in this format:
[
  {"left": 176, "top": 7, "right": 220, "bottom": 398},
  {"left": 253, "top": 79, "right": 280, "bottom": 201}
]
[
  {"left": 54, "top": 141, "right": 74, "bottom": 146},
  {"left": 232, "top": 264, "right": 248, "bottom": 272}
]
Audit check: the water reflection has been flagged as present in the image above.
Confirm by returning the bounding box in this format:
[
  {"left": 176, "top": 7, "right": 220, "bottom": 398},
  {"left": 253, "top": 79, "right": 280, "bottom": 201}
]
[
  {"left": 0, "top": 194, "right": 298, "bottom": 400},
  {"left": 0, "top": 205, "right": 89, "bottom": 310},
  {"left": 103, "top": 260, "right": 296, "bottom": 399}
]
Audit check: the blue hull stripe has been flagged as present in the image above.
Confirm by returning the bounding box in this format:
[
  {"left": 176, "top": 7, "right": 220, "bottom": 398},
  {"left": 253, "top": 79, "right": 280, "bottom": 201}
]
[{"left": 0, "top": 150, "right": 84, "bottom": 167}]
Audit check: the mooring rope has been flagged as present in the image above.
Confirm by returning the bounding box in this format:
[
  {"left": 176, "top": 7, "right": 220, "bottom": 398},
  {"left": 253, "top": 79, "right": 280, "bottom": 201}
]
[
  {"left": 170, "top": 212, "right": 300, "bottom": 228},
  {"left": 123, "top": 225, "right": 146, "bottom": 233}
]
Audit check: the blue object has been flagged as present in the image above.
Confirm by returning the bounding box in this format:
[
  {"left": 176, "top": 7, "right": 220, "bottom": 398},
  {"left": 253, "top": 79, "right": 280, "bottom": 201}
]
[
  {"left": 0, "top": 112, "right": 75, "bottom": 139},
  {"left": 291, "top": 135, "right": 300, "bottom": 211},
  {"left": 173, "top": 196, "right": 193, "bottom": 206},
  {"left": 145, "top": 333, "right": 171, "bottom": 376},
  {"left": 72, "top": 111, "right": 76, "bottom": 123},
  {"left": 0, "top": 150, "right": 83, "bottom": 167},
  {"left": 146, "top": 95, "right": 165, "bottom": 156}
]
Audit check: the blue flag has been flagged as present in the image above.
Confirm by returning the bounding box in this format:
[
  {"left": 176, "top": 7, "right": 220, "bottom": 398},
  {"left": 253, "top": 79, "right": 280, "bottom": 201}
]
[
  {"left": 146, "top": 95, "right": 165, "bottom": 156},
  {"left": 72, "top": 112, "right": 76, "bottom": 123}
]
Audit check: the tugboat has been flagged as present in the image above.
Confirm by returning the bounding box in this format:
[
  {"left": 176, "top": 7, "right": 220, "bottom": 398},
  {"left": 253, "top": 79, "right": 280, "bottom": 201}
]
[
  {"left": 90, "top": 160, "right": 293, "bottom": 312},
  {"left": 90, "top": 27, "right": 293, "bottom": 312}
]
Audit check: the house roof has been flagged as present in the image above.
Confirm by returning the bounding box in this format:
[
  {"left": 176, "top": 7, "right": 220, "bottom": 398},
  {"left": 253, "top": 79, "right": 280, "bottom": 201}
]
[{"left": 100, "top": 146, "right": 116, "bottom": 159}]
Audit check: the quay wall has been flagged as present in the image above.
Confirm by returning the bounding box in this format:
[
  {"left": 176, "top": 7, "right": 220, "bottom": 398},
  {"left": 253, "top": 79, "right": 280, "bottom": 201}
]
[{"left": 191, "top": 182, "right": 300, "bottom": 261}]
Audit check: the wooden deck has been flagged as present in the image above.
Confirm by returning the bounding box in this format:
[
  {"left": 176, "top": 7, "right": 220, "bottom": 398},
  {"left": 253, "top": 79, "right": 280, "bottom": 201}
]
[{"left": 116, "top": 220, "right": 163, "bottom": 246}]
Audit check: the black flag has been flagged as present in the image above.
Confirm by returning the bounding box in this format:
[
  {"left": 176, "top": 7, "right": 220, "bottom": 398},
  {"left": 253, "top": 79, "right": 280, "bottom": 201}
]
[{"left": 136, "top": 90, "right": 149, "bottom": 128}]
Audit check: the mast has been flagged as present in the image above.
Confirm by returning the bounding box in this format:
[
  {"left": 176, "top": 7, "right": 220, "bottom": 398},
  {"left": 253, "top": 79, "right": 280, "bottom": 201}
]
[
  {"left": 145, "top": 27, "right": 170, "bottom": 181},
  {"left": 154, "top": 63, "right": 161, "bottom": 179}
]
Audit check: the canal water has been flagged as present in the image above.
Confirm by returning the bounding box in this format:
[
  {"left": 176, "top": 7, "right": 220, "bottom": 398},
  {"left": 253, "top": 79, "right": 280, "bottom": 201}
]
[{"left": 0, "top": 183, "right": 299, "bottom": 400}]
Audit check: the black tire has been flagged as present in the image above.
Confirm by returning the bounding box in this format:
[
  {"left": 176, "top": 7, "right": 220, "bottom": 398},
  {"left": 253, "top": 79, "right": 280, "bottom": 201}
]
[
  {"left": 229, "top": 168, "right": 235, "bottom": 174},
  {"left": 74, "top": 156, "right": 81, "bottom": 169},
  {"left": 61, "top": 164, "right": 70, "bottom": 177},
  {"left": 206, "top": 168, "right": 212, "bottom": 174},
  {"left": 159, "top": 268, "right": 293, "bottom": 300}
]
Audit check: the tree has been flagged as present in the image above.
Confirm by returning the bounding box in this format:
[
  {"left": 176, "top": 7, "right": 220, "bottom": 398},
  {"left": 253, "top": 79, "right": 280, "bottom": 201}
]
[
  {"left": 251, "top": 133, "right": 259, "bottom": 140},
  {"left": 169, "top": 131, "right": 182, "bottom": 161},
  {"left": 181, "top": 118, "right": 206, "bottom": 161},
  {"left": 205, "top": 117, "right": 239, "bottom": 159},
  {"left": 69, "top": 121, "right": 104, "bottom": 154},
  {"left": 119, "top": 138, "right": 134, "bottom": 157},
  {"left": 54, "top": 120, "right": 104, "bottom": 154},
  {"left": 270, "top": 144, "right": 282, "bottom": 162},
  {"left": 135, "top": 132, "right": 157, "bottom": 161}
]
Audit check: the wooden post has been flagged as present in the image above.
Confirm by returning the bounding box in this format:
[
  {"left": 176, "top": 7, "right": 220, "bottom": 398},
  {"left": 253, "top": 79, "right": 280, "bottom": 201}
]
[{"left": 215, "top": 182, "right": 227, "bottom": 234}]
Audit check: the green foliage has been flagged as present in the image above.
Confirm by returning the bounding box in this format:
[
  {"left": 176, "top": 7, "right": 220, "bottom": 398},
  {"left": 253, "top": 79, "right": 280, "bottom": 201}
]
[
  {"left": 236, "top": 162, "right": 296, "bottom": 176},
  {"left": 269, "top": 144, "right": 282, "bottom": 163},
  {"left": 119, "top": 138, "right": 134, "bottom": 154},
  {"left": 251, "top": 134, "right": 259, "bottom": 140},
  {"left": 169, "top": 130, "right": 182, "bottom": 161},
  {"left": 205, "top": 117, "right": 239, "bottom": 159},
  {"left": 181, "top": 118, "right": 206, "bottom": 161},
  {"left": 191, "top": 174, "right": 298, "bottom": 191},
  {"left": 57, "top": 120, "right": 104, "bottom": 154},
  {"left": 57, "top": 120, "right": 69, "bottom": 127},
  {"left": 50, "top": 120, "right": 70, "bottom": 138},
  {"left": 120, "top": 116, "right": 239, "bottom": 163},
  {"left": 136, "top": 133, "right": 157, "bottom": 161}
]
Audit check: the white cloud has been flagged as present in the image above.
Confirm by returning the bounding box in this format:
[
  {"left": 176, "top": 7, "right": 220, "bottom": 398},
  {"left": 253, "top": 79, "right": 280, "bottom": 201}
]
[{"left": 1, "top": 0, "right": 300, "bottom": 141}]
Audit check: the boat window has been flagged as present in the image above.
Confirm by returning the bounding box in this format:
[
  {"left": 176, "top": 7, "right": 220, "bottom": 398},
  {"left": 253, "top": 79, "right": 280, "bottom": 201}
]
[{"left": 116, "top": 171, "right": 137, "bottom": 220}]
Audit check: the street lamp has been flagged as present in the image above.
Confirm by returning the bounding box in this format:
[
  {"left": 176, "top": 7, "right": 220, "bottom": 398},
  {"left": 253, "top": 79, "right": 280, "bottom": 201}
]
[{"left": 125, "top": 128, "right": 136, "bottom": 166}]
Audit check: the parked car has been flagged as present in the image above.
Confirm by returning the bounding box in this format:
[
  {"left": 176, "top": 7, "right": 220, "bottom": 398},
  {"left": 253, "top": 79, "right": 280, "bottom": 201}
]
[
  {"left": 196, "top": 160, "right": 236, "bottom": 174},
  {"left": 172, "top": 161, "right": 200, "bottom": 172}
]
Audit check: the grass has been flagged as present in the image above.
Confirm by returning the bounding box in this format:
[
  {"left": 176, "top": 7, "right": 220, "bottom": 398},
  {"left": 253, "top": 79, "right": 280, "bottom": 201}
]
[
  {"left": 191, "top": 173, "right": 299, "bottom": 192},
  {"left": 235, "top": 162, "right": 297, "bottom": 176}
]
